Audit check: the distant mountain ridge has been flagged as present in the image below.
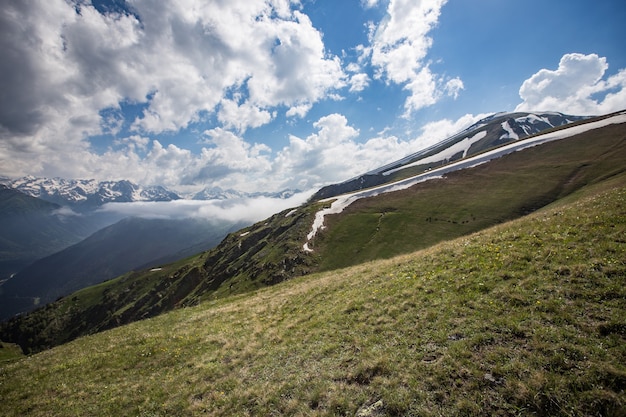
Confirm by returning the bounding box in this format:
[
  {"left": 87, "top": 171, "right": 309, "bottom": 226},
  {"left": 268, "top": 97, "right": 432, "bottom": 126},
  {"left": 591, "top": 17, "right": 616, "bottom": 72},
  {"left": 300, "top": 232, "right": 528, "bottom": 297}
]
[
  {"left": 0, "top": 216, "right": 246, "bottom": 320},
  {"left": 0, "top": 185, "right": 99, "bottom": 280},
  {"left": 311, "top": 111, "right": 589, "bottom": 200},
  {"left": 1, "top": 177, "right": 301, "bottom": 208},
  {"left": 191, "top": 186, "right": 301, "bottom": 201},
  {"left": 0, "top": 177, "right": 179, "bottom": 209}
]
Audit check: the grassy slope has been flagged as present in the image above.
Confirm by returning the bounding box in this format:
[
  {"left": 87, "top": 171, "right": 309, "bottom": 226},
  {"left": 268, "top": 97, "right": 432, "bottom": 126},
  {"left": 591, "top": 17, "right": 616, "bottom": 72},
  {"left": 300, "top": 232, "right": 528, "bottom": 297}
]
[
  {"left": 1, "top": 174, "right": 624, "bottom": 416},
  {"left": 0, "top": 202, "right": 321, "bottom": 354},
  {"left": 1, "top": 120, "right": 625, "bottom": 356},
  {"left": 0, "top": 341, "right": 22, "bottom": 364},
  {"left": 314, "top": 122, "right": 626, "bottom": 271}
]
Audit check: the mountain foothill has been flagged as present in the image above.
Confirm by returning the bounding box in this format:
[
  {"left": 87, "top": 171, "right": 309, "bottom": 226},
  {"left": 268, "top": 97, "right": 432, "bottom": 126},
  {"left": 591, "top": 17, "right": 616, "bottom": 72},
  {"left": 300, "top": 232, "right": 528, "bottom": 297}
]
[{"left": 1, "top": 109, "right": 623, "bottom": 341}]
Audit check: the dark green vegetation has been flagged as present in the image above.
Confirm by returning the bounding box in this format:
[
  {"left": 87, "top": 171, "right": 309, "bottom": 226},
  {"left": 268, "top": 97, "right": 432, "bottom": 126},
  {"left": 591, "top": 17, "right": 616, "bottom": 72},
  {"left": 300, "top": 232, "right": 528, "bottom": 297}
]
[
  {"left": 0, "top": 341, "right": 22, "bottom": 364},
  {"left": 1, "top": 173, "right": 624, "bottom": 416},
  {"left": 1, "top": 118, "right": 625, "bottom": 356}
]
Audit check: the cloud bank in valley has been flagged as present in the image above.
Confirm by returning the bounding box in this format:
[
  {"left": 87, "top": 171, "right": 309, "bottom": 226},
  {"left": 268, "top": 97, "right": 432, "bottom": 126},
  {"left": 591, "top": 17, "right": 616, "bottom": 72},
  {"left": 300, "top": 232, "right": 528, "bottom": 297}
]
[{"left": 97, "top": 190, "right": 315, "bottom": 224}]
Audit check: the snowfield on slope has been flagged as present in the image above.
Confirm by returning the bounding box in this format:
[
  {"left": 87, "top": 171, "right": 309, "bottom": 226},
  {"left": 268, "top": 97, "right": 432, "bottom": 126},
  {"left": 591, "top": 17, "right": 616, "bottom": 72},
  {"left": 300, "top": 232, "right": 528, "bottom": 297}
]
[
  {"left": 302, "top": 112, "right": 626, "bottom": 252},
  {"left": 384, "top": 130, "right": 488, "bottom": 175}
]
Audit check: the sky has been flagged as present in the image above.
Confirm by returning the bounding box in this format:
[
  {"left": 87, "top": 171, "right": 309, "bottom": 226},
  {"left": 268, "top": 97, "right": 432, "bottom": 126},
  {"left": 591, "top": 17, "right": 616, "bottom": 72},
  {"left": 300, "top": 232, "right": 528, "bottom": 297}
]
[{"left": 1, "top": 0, "right": 625, "bottom": 196}]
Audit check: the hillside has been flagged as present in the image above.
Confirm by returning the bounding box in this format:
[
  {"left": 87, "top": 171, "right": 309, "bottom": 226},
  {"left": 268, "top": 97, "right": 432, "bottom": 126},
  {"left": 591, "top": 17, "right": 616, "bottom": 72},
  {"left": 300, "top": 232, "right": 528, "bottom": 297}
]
[
  {"left": 0, "top": 186, "right": 96, "bottom": 281},
  {"left": 0, "top": 217, "right": 245, "bottom": 320},
  {"left": 311, "top": 117, "right": 626, "bottom": 271},
  {"left": 311, "top": 111, "right": 588, "bottom": 200},
  {"left": 1, "top": 113, "right": 624, "bottom": 353},
  {"left": 1, "top": 173, "right": 624, "bottom": 416}
]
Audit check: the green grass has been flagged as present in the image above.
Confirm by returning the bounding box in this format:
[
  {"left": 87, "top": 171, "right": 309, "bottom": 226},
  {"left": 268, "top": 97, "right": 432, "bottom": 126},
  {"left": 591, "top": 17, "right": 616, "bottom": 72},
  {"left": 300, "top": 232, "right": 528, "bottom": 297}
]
[
  {"left": 1, "top": 177, "right": 624, "bottom": 416},
  {"left": 314, "top": 122, "right": 626, "bottom": 271},
  {"left": 3, "top": 121, "right": 623, "bottom": 355},
  {"left": 0, "top": 341, "right": 23, "bottom": 364}
]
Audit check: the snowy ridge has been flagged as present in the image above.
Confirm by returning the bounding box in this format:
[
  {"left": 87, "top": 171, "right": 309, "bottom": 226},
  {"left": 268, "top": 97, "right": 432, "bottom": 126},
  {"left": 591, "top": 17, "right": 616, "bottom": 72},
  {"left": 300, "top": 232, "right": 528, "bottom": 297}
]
[
  {"left": 384, "top": 130, "right": 487, "bottom": 176},
  {"left": 312, "top": 111, "right": 588, "bottom": 202},
  {"left": 303, "top": 112, "right": 626, "bottom": 252},
  {"left": 191, "top": 186, "right": 301, "bottom": 201},
  {"left": 4, "top": 177, "right": 302, "bottom": 207},
  {"left": 5, "top": 177, "right": 180, "bottom": 208}
]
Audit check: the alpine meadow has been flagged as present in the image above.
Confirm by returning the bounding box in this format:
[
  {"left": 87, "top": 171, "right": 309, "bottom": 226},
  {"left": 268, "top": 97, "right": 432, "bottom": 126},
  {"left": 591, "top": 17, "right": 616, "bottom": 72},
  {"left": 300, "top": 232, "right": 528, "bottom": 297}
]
[
  {"left": 1, "top": 112, "right": 625, "bottom": 416},
  {"left": 1, "top": 1, "right": 626, "bottom": 416}
]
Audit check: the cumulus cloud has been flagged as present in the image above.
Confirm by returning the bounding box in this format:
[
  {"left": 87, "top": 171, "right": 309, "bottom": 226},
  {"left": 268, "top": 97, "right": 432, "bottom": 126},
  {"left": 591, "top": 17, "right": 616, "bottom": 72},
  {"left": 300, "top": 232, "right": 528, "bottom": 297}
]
[
  {"left": 0, "top": 0, "right": 486, "bottom": 199},
  {"left": 349, "top": 73, "right": 371, "bottom": 93},
  {"left": 217, "top": 99, "right": 274, "bottom": 133},
  {"left": 270, "top": 112, "right": 487, "bottom": 191},
  {"left": 516, "top": 53, "right": 626, "bottom": 115},
  {"left": 0, "top": 0, "right": 345, "bottom": 155},
  {"left": 366, "top": 0, "right": 461, "bottom": 115}
]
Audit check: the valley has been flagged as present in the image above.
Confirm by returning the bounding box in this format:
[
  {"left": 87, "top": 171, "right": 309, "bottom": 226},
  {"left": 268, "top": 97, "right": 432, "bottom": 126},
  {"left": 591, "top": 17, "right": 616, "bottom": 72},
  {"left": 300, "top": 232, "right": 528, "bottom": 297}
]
[
  {"left": 0, "top": 110, "right": 625, "bottom": 416},
  {"left": 1, "top": 165, "right": 624, "bottom": 416}
]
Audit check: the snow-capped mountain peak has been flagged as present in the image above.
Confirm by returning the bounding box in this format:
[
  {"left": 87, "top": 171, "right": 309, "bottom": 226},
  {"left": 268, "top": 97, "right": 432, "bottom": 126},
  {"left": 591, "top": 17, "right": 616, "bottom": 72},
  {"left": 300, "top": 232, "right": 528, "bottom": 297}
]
[
  {"left": 311, "top": 111, "right": 590, "bottom": 200},
  {"left": 2, "top": 176, "right": 303, "bottom": 208},
  {"left": 3, "top": 177, "right": 181, "bottom": 209}
]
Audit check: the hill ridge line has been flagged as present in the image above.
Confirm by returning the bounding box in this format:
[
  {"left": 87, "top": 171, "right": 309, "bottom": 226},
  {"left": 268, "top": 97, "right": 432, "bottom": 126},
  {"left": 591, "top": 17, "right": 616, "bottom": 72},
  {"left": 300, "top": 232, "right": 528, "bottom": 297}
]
[{"left": 302, "top": 112, "right": 626, "bottom": 252}]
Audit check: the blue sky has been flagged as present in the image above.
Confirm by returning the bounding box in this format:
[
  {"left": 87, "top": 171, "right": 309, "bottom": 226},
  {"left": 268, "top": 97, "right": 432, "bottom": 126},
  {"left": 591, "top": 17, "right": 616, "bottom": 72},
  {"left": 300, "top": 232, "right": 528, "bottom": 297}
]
[{"left": 1, "top": 0, "right": 625, "bottom": 195}]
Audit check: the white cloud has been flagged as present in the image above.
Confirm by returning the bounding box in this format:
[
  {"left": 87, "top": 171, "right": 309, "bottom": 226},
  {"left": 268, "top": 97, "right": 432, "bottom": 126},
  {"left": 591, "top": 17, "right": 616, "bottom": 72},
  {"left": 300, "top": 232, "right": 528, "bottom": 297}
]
[
  {"left": 444, "top": 77, "right": 464, "bottom": 99},
  {"left": 0, "top": 1, "right": 492, "bottom": 199},
  {"left": 367, "top": 0, "right": 460, "bottom": 115},
  {"left": 271, "top": 112, "right": 486, "bottom": 191},
  {"left": 516, "top": 53, "right": 626, "bottom": 115},
  {"left": 3, "top": 105, "right": 490, "bottom": 199},
  {"left": 217, "top": 99, "right": 274, "bottom": 133},
  {"left": 0, "top": 0, "right": 346, "bottom": 164},
  {"left": 349, "top": 73, "right": 371, "bottom": 92},
  {"left": 274, "top": 114, "right": 361, "bottom": 187},
  {"left": 97, "top": 191, "right": 315, "bottom": 223},
  {"left": 113, "top": 135, "right": 150, "bottom": 152},
  {"left": 361, "top": 0, "right": 381, "bottom": 8},
  {"left": 286, "top": 103, "right": 313, "bottom": 118}
]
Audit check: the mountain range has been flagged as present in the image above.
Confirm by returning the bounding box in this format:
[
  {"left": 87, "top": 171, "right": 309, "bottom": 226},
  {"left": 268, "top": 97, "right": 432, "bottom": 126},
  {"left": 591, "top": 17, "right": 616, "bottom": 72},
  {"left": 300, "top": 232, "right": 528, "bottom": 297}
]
[
  {"left": 1, "top": 110, "right": 624, "bottom": 354},
  {"left": 0, "top": 177, "right": 300, "bottom": 208},
  {"left": 0, "top": 216, "right": 246, "bottom": 320},
  {"left": 0, "top": 186, "right": 107, "bottom": 281},
  {"left": 0, "top": 177, "right": 180, "bottom": 210},
  {"left": 0, "top": 178, "right": 301, "bottom": 306},
  {"left": 0, "top": 111, "right": 586, "bottom": 208}
]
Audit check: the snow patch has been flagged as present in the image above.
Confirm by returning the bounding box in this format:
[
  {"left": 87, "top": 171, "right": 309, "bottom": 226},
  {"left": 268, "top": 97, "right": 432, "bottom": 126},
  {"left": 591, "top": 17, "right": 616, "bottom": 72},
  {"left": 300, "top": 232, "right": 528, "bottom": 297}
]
[
  {"left": 303, "top": 113, "right": 626, "bottom": 252},
  {"left": 500, "top": 121, "right": 519, "bottom": 140},
  {"left": 384, "top": 130, "right": 487, "bottom": 175},
  {"left": 303, "top": 174, "right": 443, "bottom": 252}
]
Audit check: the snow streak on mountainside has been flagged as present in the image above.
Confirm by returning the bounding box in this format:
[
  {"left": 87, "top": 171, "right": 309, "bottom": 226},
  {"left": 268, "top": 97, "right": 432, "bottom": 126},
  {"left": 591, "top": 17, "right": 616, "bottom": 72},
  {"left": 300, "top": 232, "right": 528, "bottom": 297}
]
[
  {"left": 303, "top": 112, "right": 626, "bottom": 252},
  {"left": 311, "top": 111, "right": 589, "bottom": 200}
]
